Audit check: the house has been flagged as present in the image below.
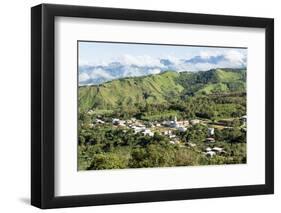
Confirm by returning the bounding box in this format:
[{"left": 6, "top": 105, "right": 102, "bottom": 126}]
[
  {"left": 95, "top": 119, "right": 105, "bottom": 124},
  {"left": 174, "top": 139, "right": 180, "bottom": 144},
  {"left": 177, "top": 120, "right": 189, "bottom": 126},
  {"left": 208, "top": 127, "right": 215, "bottom": 136},
  {"left": 205, "top": 147, "right": 212, "bottom": 152},
  {"left": 162, "top": 121, "right": 169, "bottom": 126},
  {"left": 205, "top": 137, "right": 215, "bottom": 143},
  {"left": 118, "top": 121, "right": 126, "bottom": 127},
  {"left": 187, "top": 142, "right": 196, "bottom": 147},
  {"left": 177, "top": 126, "right": 187, "bottom": 132},
  {"left": 170, "top": 139, "right": 180, "bottom": 144},
  {"left": 112, "top": 118, "right": 126, "bottom": 126},
  {"left": 137, "top": 123, "right": 145, "bottom": 128},
  {"left": 126, "top": 120, "right": 133, "bottom": 125},
  {"left": 240, "top": 115, "right": 247, "bottom": 126},
  {"left": 171, "top": 116, "right": 178, "bottom": 127},
  {"left": 131, "top": 126, "right": 145, "bottom": 134},
  {"left": 165, "top": 117, "right": 189, "bottom": 131},
  {"left": 206, "top": 151, "right": 216, "bottom": 157},
  {"left": 212, "top": 147, "right": 223, "bottom": 153},
  {"left": 87, "top": 123, "right": 94, "bottom": 128},
  {"left": 87, "top": 110, "right": 94, "bottom": 115},
  {"left": 112, "top": 118, "right": 120, "bottom": 125},
  {"left": 142, "top": 129, "right": 154, "bottom": 137},
  {"left": 190, "top": 119, "right": 200, "bottom": 125},
  {"left": 224, "top": 126, "right": 233, "bottom": 129},
  {"left": 169, "top": 134, "right": 176, "bottom": 139}
]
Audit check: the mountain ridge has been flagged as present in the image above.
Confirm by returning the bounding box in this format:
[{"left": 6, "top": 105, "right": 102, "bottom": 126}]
[{"left": 79, "top": 68, "right": 246, "bottom": 112}]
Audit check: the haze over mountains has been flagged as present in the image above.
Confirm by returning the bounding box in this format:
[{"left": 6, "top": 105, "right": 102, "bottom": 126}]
[{"left": 79, "top": 52, "right": 247, "bottom": 85}]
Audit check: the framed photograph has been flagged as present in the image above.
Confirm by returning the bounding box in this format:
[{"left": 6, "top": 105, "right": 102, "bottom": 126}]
[{"left": 31, "top": 3, "right": 274, "bottom": 209}]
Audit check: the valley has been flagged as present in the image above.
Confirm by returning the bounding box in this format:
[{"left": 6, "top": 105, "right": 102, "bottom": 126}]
[{"left": 78, "top": 68, "right": 247, "bottom": 170}]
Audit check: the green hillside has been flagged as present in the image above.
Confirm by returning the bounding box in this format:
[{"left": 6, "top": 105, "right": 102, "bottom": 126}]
[{"left": 79, "top": 68, "right": 246, "bottom": 112}]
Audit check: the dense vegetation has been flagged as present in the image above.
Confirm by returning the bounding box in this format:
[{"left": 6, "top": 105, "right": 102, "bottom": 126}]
[{"left": 78, "top": 69, "right": 247, "bottom": 170}]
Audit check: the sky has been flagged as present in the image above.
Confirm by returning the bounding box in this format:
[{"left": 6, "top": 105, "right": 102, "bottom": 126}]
[{"left": 78, "top": 41, "right": 247, "bottom": 85}]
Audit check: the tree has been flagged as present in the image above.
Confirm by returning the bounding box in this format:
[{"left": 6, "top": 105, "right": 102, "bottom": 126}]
[
  {"left": 129, "top": 144, "right": 175, "bottom": 168},
  {"left": 87, "top": 153, "right": 128, "bottom": 170},
  {"left": 220, "top": 127, "right": 242, "bottom": 145},
  {"left": 183, "top": 124, "right": 208, "bottom": 143}
]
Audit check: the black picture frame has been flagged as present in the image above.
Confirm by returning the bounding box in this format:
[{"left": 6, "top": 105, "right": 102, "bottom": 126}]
[{"left": 31, "top": 3, "right": 274, "bottom": 209}]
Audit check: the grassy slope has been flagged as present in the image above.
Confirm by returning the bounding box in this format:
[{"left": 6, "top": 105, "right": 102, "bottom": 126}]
[
  {"left": 195, "top": 69, "right": 246, "bottom": 95},
  {"left": 79, "top": 71, "right": 184, "bottom": 111},
  {"left": 79, "top": 69, "right": 246, "bottom": 111}
]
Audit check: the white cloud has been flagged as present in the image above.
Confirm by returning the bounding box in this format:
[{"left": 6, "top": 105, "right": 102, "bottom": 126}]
[
  {"left": 122, "top": 66, "right": 144, "bottom": 78},
  {"left": 199, "top": 50, "right": 221, "bottom": 59},
  {"left": 89, "top": 68, "right": 114, "bottom": 80},
  {"left": 79, "top": 72, "right": 90, "bottom": 82},
  {"left": 118, "top": 54, "right": 164, "bottom": 67},
  {"left": 224, "top": 50, "right": 246, "bottom": 66},
  {"left": 148, "top": 68, "right": 161, "bottom": 75},
  {"left": 79, "top": 49, "right": 247, "bottom": 85}
]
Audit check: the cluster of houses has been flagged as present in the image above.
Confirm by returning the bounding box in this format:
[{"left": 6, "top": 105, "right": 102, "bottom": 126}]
[
  {"left": 93, "top": 116, "right": 218, "bottom": 146},
  {"left": 90, "top": 114, "right": 246, "bottom": 157},
  {"left": 112, "top": 118, "right": 153, "bottom": 135},
  {"left": 110, "top": 116, "right": 201, "bottom": 136}
]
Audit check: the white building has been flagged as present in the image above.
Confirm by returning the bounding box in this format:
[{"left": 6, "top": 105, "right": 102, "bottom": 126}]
[
  {"left": 95, "top": 119, "right": 105, "bottom": 124},
  {"left": 167, "top": 116, "right": 179, "bottom": 128},
  {"left": 187, "top": 142, "right": 196, "bottom": 147},
  {"left": 132, "top": 126, "right": 145, "bottom": 134},
  {"left": 142, "top": 129, "right": 154, "bottom": 137},
  {"left": 177, "top": 120, "right": 189, "bottom": 126},
  {"left": 206, "top": 151, "right": 216, "bottom": 157},
  {"left": 88, "top": 123, "right": 94, "bottom": 128},
  {"left": 212, "top": 147, "right": 223, "bottom": 153},
  {"left": 190, "top": 119, "right": 200, "bottom": 125},
  {"left": 112, "top": 118, "right": 120, "bottom": 125},
  {"left": 119, "top": 122, "right": 126, "bottom": 127},
  {"left": 166, "top": 117, "right": 188, "bottom": 131},
  {"left": 240, "top": 115, "right": 247, "bottom": 126},
  {"left": 177, "top": 126, "right": 187, "bottom": 132},
  {"left": 112, "top": 118, "right": 126, "bottom": 126},
  {"left": 205, "top": 147, "right": 212, "bottom": 152},
  {"left": 208, "top": 127, "right": 215, "bottom": 136},
  {"left": 87, "top": 110, "right": 95, "bottom": 115},
  {"left": 169, "top": 134, "right": 176, "bottom": 139}
]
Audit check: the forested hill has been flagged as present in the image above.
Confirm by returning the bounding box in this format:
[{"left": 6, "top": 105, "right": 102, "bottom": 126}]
[{"left": 79, "top": 68, "right": 246, "bottom": 111}]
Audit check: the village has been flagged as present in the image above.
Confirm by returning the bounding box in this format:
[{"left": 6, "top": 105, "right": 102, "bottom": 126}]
[{"left": 89, "top": 112, "right": 247, "bottom": 158}]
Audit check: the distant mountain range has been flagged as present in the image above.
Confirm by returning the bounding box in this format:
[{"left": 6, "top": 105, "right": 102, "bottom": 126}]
[
  {"left": 79, "top": 55, "right": 247, "bottom": 85},
  {"left": 79, "top": 68, "right": 246, "bottom": 111}
]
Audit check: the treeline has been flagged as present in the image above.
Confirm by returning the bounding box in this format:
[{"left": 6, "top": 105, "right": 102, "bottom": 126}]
[{"left": 80, "top": 92, "right": 246, "bottom": 122}]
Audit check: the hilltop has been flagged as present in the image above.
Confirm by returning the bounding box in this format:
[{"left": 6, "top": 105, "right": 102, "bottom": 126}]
[{"left": 79, "top": 68, "right": 246, "bottom": 111}]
